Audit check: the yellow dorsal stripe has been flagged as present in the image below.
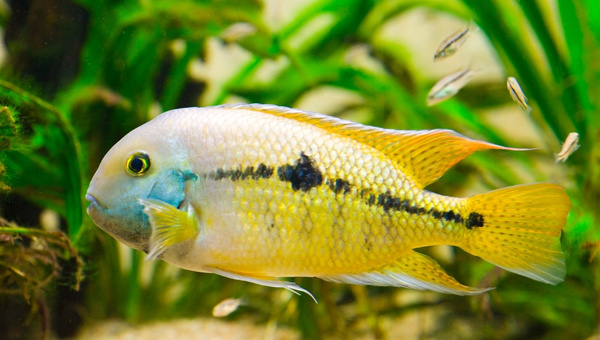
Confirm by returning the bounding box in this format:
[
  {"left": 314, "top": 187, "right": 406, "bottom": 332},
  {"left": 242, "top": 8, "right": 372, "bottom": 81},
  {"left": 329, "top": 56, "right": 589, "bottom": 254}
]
[{"left": 221, "top": 104, "right": 526, "bottom": 188}]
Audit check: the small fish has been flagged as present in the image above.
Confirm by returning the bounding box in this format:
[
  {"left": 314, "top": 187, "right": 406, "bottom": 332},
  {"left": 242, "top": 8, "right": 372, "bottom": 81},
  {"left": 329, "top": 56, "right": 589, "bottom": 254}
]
[
  {"left": 556, "top": 132, "right": 580, "bottom": 162},
  {"left": 86, "top": 104, "right": 570, "bottom": 300},
  {"left": 212, "top": 297, "right": 245, "bottom": 317},
  {"left": 427, "top": 68, "right": 474, "bottom": 106},
  {"left": 507, "top": 77, "right": 532, "bottom": 114},
  {"left": 220, "top": 22, "right": 257, "bottom": 43},
  {"left": 433, "top": 20, "right": 476, "bottom": 61}
]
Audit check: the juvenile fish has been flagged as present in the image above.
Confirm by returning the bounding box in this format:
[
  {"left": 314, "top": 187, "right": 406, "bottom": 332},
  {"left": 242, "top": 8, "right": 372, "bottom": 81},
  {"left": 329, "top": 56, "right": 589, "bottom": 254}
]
[
  {"left": 220, "top": 22, "right": 257, "bottom": 43},
  {"left": 556, "top": 132, "right": 579, "bottom": 162},
  {"left": 86, "top": 104, "right": 570, "bottom": 300},
  {"left": 507, "top": 77, "right": 532, "bottom": 114},
  {"left": 427, "top": 68, "right": 474, "bottom": 106},
  {"left": 434, "top": 20, "right": 476, "bottom": 61},
  {"left": 212, "top": 297, "right": 245, "bottom": 317}
]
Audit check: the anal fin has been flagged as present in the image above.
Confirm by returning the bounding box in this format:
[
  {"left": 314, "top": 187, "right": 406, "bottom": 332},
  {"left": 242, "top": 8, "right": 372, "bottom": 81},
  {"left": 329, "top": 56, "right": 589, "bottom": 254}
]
[
  {"left": 319, "top": 251, "right": 491, "bottom": 296},
  {"left": 208, "top": 267, "right": 317, "bottom": 303}
]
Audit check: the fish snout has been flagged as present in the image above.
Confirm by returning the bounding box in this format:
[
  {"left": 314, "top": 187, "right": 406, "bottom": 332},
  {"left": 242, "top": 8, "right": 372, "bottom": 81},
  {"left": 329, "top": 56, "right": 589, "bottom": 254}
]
[
  {"left": 85, "top": 192, "right": 102, "bottom": 217},
  {"left": 85, "top": 193, "right": 97, "bottom": 204}
]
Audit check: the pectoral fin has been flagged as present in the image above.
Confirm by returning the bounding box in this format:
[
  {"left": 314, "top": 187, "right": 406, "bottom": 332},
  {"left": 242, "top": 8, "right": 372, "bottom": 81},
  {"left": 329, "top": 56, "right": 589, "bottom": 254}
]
[
  {"left": 319, "top": 250, "right": 491, "bottom": 295},
  {"left": 138, "top": 198, "right": 199, "bottom": 260},
  {"left": 208, "top": 267, "right": 317, "bottom": 303}
]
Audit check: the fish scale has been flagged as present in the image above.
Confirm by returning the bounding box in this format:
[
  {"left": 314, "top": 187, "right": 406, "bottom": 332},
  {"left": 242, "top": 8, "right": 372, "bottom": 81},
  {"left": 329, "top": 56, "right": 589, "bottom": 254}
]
[
  {"left": 196, "top": 148, "right": 467, "bottom": 275},
  {"left": 86, "top": 103, "right": 570, "bottom": 298}
]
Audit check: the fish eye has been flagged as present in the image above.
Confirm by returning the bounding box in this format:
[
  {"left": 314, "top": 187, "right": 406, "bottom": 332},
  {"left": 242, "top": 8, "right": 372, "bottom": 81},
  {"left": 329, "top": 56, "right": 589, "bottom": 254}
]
[{"left": 126, "top": 152, "right": 151, "bottom": 176}]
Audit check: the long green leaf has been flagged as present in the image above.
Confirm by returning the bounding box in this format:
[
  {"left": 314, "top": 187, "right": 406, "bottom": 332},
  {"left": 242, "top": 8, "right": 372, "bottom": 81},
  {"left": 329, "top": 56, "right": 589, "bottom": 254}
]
[
  {"left": 460, "top": 0, "right": 574, "bottom": 141},
  {"left": 517, "top": 0, "right": 584, "bottom": 137},
  {"left": 0, "top": 80, "right": 84, "bottom": 240}
]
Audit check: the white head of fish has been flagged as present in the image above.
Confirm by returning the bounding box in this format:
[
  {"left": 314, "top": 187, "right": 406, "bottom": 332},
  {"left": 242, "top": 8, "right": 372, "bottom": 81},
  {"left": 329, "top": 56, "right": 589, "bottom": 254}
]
[{"left": 86, "top": 110, "right": 195, "bottom": 252}]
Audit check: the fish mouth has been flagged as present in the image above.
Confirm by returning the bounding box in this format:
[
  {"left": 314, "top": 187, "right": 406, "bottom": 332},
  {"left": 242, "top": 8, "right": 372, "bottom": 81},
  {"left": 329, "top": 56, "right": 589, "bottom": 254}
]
[
  {"left": 85, "top": 192, "right": 150, "bottom": 252},
  {"left": 85, "top": 193, "right": 97, "bottom": 204},
  {"left": 85, "top": 193, "right": 101, "bottom": 210},
  {"left": 85, "top": 193, "right": 101, "bottom": 218},
  {"left": 85, "top": 193, "right": 106, "bottom": 223}
]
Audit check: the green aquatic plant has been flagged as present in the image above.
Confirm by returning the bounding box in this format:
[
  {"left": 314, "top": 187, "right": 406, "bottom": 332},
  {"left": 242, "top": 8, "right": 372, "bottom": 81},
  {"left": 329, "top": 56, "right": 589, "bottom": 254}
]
[
  {"left": 0, "top": 0, "right": 599, "bottom": 338},
  {"left": 0, "top": 105, "right": 17, "bottom": 191},
  {"left": 0, "top": 218, "right": 82, "bottom": 339}
]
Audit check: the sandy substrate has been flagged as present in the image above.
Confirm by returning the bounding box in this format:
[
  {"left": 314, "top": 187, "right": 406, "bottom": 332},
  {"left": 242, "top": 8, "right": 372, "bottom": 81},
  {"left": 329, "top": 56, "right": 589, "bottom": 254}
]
[{"left": 73, "top": 319, "right": 299, "bottom": 340}]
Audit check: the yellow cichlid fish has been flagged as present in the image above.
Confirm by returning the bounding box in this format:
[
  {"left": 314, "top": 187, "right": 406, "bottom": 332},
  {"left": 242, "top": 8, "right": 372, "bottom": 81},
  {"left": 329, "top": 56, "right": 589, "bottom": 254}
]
[{"left": 86, "top": 104, "right": 570, "bottom": 300}]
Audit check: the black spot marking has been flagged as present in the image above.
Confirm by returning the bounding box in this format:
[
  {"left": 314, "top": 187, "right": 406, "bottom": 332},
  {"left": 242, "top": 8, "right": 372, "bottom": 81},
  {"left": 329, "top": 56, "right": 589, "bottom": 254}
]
[
  {"left": 277, "top": 164, "right": 293, "bottom": 181},
  {"left": 210, "top": 168, "right": 226, "bottom": 180},
  {"left": 465, "top": 212, "right": 485, "bottom": 229},
  {"left": 230, "top": 169, "right": 242, "bottom": 181},
  {"left": 329, "top": 178, "right": 351, "bottom": 194},
  {"left": 361, "top": 188, "right": 468, "bottom": 225},
  {"left": 209, "top": 163, "right": 274, "bottom": 182},
  {"left": 443, "top": 211, "right": 455, "bottom": 221},
  {"left": 367, "top": 194, "right": 376, "bottom": 205},
  {"left": 253, "top": 163, "right": 274, "bottom": 179},
  {"left": 384, "top": 196, "right": 401, "bottom": 212},
  {"left": 277, "top": 153, "right": 323, "bottom": 192},
  {"left": 377, "top": 194, "right": 385, "bottom": 207},
  {"left": 442, "top": 210, "right": 464, "bottom": 224},
  {"left": 240, "top": 166, "right": 253, "bottom": 180},
  {"left": 400, "top": 200, "right": 410, "bottom": 211}
]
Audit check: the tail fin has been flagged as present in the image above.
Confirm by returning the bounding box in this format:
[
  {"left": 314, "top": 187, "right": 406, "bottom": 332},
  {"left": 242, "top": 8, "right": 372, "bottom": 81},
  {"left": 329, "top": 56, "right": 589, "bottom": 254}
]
[{"left": 462, "top": 183, "right": 570, "bottom": 285}]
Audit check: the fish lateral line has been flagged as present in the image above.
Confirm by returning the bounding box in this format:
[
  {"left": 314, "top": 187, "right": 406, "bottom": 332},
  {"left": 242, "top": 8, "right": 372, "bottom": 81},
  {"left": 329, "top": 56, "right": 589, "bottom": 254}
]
[
  {"left": 369, "top": 190, "right": 482, "bottom": 227},
  {"left": 207, "top": 163, "right": 275, "bottom": 181},
  {"left": 202, "top": 156, "right": 485, "bottom": 229},
  {"left": 204, "top": 152, "right": 325, "bottom": 192}
]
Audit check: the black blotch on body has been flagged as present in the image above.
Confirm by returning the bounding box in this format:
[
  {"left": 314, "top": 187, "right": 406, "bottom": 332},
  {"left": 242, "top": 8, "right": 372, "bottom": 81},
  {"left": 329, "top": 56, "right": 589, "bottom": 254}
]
[
  {"left": 278, "top": 153, "right": 323, "bottom": 192},
  {"left": 443, "top": 211, "right": 455, "bottom": 221},
  {"left": 465, "top": 212, "right": 484, "bottom": 229},
  {"left": 440, "top": 210, "right": 464, "bottom": 224}
]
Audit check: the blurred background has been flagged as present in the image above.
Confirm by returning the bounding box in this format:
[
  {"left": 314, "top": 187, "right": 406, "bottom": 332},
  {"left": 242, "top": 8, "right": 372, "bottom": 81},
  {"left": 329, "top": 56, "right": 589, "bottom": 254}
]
[{"left": 0, "top": 0, "right": 598, "bottom": 339}]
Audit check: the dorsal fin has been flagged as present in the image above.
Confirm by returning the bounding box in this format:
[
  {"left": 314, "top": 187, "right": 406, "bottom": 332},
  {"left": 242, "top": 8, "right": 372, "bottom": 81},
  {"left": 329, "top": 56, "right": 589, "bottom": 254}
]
[{"left": 221, "top": 104, "right": 526, "bottom": 188}]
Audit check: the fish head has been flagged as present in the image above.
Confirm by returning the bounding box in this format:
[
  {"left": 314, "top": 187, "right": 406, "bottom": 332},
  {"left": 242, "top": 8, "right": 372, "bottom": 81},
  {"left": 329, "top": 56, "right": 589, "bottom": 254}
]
[{"left": 86, "top": 118, "right": 193, "bottom": 252}]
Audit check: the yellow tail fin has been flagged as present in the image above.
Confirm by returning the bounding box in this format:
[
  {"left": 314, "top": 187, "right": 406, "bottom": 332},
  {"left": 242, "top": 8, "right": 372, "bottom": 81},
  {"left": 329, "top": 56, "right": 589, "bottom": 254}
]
[{"left": 463, "top": 183, "right": 570, "bottom": 285}]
